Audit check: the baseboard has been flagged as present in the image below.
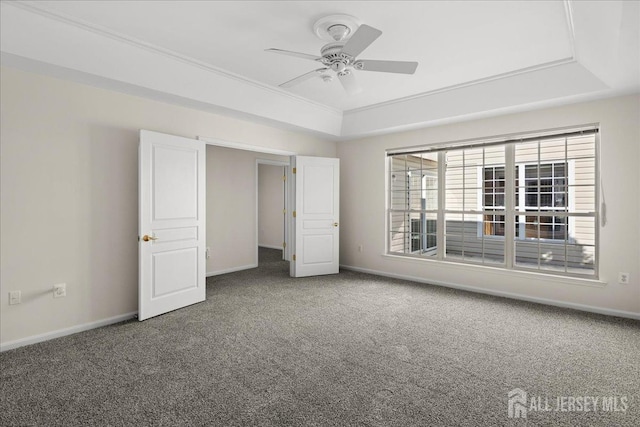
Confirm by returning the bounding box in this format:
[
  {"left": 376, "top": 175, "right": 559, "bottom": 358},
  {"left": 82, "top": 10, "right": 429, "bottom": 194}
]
[
  {"left": 0, "top": 311, "right": 137, "bottom": 353},
  {"left": 207, "top": 263, "right": 258, "bottom": 277},
  {"left": 258, "top": 245, "right": 283, "bottom": 250},
  {"left": 4, "top": 264, "right": 257, "bottom": 351},
  {"left": 340, "top": 264, "right": 640, "bottom": 320}
]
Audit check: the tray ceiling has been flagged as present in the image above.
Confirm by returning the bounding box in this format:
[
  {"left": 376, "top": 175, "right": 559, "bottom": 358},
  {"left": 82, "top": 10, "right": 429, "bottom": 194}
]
[{"left": 1, "top": 1, "right": 638, "bottom": 139}]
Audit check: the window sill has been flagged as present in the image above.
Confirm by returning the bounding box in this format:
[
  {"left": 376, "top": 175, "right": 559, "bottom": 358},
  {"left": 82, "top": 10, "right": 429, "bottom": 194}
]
[{"left": 382, "top": 253, "right": 606, "bottom": 288}]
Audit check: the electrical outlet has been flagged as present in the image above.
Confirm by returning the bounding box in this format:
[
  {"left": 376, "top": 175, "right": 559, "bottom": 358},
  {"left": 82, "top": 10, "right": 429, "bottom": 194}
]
[
  {"left": 9, "top": 291, "right": 21, "bottom": 305},
  {"left": 618, "top": 273, "right": 630, "bottom": 285},
  {"left": 53, "top": 283, "right": 66, "bottom": 298}
]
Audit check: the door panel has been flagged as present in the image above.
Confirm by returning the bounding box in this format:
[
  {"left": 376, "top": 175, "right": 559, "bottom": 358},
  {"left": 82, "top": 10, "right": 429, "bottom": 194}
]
[
  {"left": 302, "top": 165, "right": 335, "bottom": 213},
  {"left": 303, "top": 235, "right": 335, "bottom": 263},
  {"left": 152, "top": 248, "right": 198, "bottom": 297},
  {"left": 139, "top": 130, "right": 206, "bottom": 320},
  {"left": 291, "top": 156, "right": 339, "bottom": 277},
  {"left": 152, "top": 145, "right": 199, "bottom": 219}
]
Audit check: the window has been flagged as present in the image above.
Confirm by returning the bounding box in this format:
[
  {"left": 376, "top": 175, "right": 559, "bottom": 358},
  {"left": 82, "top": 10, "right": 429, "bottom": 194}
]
[{"left": 387, "top": 128, "right": 598, "bottom": 277}]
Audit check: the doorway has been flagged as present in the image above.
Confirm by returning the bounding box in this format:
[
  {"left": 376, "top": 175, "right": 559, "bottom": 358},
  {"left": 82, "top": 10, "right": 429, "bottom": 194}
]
[
  {"left": 201, "top": 137, "right": 294, "bottom": 276},
  {"left": 257, "top": 161, "right": 288, "bottom": 263}
]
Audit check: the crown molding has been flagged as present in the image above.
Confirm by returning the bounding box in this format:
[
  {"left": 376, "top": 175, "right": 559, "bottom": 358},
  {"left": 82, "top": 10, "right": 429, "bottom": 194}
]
[
  {"left": 5, "top": 0, "right": 342, "bottom": 116},
  {"left": 340, "top": 59, "right": 609, "bottom": 138},
  {"left": 344, "top": 57, "right": 577, "bottom": 116},
  {"left": 342, "top": 0, "right": 579, "bottom": 116},
  {"left": 3, "top": 0, "right": 632, "bottom": 142},
  {"left": 563, "top": 1, "right": 577, "bottom": 58},
  {"left": 8, "top": 0, "right": 581, "bottom": 120}
]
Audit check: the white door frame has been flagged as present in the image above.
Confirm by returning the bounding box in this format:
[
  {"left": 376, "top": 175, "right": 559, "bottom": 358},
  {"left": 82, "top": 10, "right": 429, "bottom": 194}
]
[{"left": 197, "top": 136, "right": 296, "bottom": 262}]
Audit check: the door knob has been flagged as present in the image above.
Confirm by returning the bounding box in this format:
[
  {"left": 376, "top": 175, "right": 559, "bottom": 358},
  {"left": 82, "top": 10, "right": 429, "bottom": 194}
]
[
  {"left": 333, "top": 222, "right": 339, "bottom": 227},
  {"left": 142, "top": 235, "right": 158, "bottom": 242}
]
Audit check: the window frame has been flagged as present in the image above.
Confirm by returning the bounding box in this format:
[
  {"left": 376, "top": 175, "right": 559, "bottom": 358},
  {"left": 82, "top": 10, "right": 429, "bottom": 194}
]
[{"left": 386, "top": 126, "right": 599, "bottom": 279}]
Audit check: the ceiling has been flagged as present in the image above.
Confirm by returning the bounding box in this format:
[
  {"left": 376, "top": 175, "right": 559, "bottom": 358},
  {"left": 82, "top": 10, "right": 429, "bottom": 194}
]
[{"left": 1, "top": 1, "right": 638, "bottom": 139}]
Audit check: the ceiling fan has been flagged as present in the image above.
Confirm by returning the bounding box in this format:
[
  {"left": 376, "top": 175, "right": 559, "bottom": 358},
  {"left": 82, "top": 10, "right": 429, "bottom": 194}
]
[{"left": 266, "top": 14, "right": 418, "bottom": 95}]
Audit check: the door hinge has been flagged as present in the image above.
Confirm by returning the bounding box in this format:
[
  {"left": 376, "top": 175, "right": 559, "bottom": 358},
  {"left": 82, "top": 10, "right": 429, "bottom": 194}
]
[
  {"left": 283, "top": 208, "right": 286, "bottom": 215},
  {"left": 283, "top": 175, "right": 286, "bottom": 181},
  {"left": 282, "top": 242, "right": 286, "bottom": 248},
  {"left": 292, "top": 167, "right": 296, "bottom": 174},
  {"left": 293, "top": 254, "right": 296, "bottom": 261},
  {"left": 293, "top": 210, "right": 296, "bottom": 218}
]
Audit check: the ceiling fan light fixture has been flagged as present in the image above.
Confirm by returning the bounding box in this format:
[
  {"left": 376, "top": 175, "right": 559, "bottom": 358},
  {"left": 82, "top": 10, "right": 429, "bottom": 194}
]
[
  {"left": 330, "top": 62, "right": 347, "bottom": 73},
  {"left": 327, "top": 24, "right": 350, "bottom": 41}
]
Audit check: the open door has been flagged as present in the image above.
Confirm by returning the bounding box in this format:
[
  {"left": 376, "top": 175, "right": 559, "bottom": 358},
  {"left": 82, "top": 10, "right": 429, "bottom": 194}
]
[
  {"left": 138, "top": 130, "right": 206, "bottom": 320},
  {"left": 290, "top": 156, "right": 340, "bottom": 277}
]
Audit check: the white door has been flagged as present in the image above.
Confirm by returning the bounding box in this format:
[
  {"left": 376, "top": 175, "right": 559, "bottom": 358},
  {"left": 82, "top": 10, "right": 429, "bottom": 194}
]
[
  {"left": 290, "top": 156, "right": 340, "bottom": 277},
  {"left": 139, "top": 130, "right": 206, "bottom": 320}
]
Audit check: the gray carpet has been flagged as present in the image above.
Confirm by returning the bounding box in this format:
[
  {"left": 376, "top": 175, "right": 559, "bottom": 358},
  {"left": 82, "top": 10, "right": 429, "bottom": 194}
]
[{"left": 1, "top": 247, "right": 639, "bottom": 426}]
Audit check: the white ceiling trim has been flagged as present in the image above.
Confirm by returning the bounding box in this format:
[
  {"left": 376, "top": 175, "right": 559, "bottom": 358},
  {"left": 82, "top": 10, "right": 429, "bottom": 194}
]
[
  {"left": 563, "top": 0, "right": 578, "bottom": 59},
  {"left": 0, "top": 1, "right": 343, "bottom": 136},
  {"left": 6, "top": 0, "right": 340, "bottom": 116},
  {"left": 341, "top": 60, "right": 609, "bottom": 137},
  {"left": 347, "top": 0, "right": 579, "bottom": 116},
  {"left": 1, "top": 1, "right": 636, "bottom": 141},
  {"left": 345, "top": 57, "right": 577, "bottom": 115}
]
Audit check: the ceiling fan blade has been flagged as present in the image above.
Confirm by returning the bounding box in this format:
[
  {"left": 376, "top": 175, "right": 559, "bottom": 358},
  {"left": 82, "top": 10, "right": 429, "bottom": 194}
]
[
  {"left": 341, "top": 24, "right": 382, "bottom": 58},
  {"left": 265, "top": 48, "right": 322, "bottom": 61},
  {"left": 356, "top": 59, "right": 419, "bottom": 74},
  {"left": 337, "top": 71, "right": 362, "bottom": 95},
  {"left": 279, "top": 68, "right": 328, "bottom": 88}
]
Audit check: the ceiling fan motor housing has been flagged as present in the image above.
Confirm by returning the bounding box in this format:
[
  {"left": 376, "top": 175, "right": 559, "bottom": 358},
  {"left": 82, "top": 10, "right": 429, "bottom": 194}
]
[
  {"left": 320, "top": 42, "right": 354, "bottom": 73},
  {"left": 320, "top": 42, "right": 348, "bottom": 58}
]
